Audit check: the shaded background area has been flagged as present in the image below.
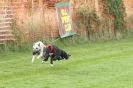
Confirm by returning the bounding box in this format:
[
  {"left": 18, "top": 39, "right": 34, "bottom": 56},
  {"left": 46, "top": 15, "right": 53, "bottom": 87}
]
[{"left": 0, "top": 0, "right": 133, "bottom": 44}]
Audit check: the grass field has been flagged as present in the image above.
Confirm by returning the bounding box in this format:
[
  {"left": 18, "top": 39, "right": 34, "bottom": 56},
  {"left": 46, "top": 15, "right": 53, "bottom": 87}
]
[{"left": 0, "top": 39, "right": 133, "bottom": 88}]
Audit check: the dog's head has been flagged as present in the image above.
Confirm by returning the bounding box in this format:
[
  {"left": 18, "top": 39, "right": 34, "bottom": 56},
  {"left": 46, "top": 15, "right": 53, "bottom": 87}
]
[{"left": 33, "top": 41, "right": 45, "bottom": 55}]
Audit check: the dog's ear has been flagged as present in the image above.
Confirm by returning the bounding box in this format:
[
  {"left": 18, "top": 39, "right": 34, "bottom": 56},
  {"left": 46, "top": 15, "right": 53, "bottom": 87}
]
[{"left": 38, "top": 43, "right": 40, "bottom": 47}]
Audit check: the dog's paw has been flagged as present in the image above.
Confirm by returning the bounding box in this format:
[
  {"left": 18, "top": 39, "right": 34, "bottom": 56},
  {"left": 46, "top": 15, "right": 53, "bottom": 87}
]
[
  {"left": 50, "top": 64, "right": 54, "bottom": 67},
  {"left": 42, "top": 61, "right": 45, "bottom": 63},
  {"left": 31, "top": 59, "right": 34, "bottom": 63},
  {"left": 37, "top": 56, "right": 40, "bottom": 59}
]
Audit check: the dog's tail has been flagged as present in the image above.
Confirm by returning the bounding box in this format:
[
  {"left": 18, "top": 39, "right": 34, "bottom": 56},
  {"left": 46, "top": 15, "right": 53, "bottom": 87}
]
[
  {"left": 68, "top": 54, "right": 71, "bottom": 57},
  {"left": 65, "top": 54, "right": 71, "bottom": 60}
]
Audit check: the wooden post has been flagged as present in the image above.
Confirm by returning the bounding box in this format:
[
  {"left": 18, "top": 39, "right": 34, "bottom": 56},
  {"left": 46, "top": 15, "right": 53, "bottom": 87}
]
[
  {"left": 95, "top": 0, "right": 100, "bottom": 17},
  {"left": 39, "top": 0, "right": 44, "bottom": 19},
  {"left": 32, "top": 0, "right": 34, "bottom": 14},
  {"left": 31, "top": 0, "right": 35, "bottom": 42}
]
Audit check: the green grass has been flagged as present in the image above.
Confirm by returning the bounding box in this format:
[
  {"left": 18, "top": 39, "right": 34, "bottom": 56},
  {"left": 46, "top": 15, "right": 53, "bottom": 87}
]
[{"left": 0, "top": 39, "right": 133, "bottom": 88}]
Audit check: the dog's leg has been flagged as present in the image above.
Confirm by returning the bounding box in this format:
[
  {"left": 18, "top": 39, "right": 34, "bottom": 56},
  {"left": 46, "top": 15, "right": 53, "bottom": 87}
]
[
  {"left": 50, "top": 57, "right": 54, "bottom": 67},
  {"left": 37, "top": 55, "right": 41, "bottom": 59},
  {"left": 37, "top": 54, "right": 42, "bottom": 59},
  {"left": 42, "top": 60, "right": 45, "bottom": 63},
  {"left": 50, "top": 64, "right": 53, "bottom": 67},
  {"left": 42, "top": 55, "right": 49, "bottom": 63},
  {"left": 37, "top": 50, "right": 43, "bottom": 59},
  {"left": 32, "top": 55, "right": 36, "bottom": 63}
]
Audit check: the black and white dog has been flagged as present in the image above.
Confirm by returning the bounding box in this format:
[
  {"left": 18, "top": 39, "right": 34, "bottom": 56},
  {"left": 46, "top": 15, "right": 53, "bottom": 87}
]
[
  {"left": 32, "top": 41, "right": 71, "bottom": 66},
  {"left": 32, "top": 41, "right": 46, "bottom": 63},
  {"left": 42, "top": 44, "right": 71, "bottom": 66}
]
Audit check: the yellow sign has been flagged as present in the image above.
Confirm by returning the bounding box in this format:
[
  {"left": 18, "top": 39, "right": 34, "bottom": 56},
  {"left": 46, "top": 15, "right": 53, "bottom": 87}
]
[
  {"left": 61, "top": 9, "right": 72, "bottom": 32},
  {"left": 56, "top": 2, "right": 76, "bottom": 38}
]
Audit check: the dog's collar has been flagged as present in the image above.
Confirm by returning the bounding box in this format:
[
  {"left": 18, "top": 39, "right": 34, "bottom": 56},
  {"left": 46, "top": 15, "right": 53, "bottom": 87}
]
[{"left": 47, "top": 44, "right": 55, "bottom": 53}]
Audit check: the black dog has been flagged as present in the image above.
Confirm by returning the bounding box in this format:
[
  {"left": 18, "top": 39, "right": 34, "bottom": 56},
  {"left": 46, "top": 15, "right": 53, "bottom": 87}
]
[{"left": 42, "top": 44, "right": 71, "bottom": 65}]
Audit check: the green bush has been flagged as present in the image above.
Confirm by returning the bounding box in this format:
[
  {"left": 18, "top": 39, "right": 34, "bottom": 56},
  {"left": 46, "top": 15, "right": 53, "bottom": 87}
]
[{"left": 106, "top": 0, "right": 126, "bottom": 31}]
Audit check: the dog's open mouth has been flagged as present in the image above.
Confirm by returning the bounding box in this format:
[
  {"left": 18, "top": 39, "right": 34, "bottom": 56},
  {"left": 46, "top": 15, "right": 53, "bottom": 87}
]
[{"left": 33, "top": 50, "right": 40, "bottom": 55}]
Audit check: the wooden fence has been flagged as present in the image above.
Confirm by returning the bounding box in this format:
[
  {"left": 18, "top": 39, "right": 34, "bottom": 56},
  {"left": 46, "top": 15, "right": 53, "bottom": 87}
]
[
  {"left": 0, "top": 0, "right": 74, "bottom": 44},
  {"left": 0, "top": 0, "right": 29, "bottom": 44},
  {"left": 0, "top": 1, "right": 15, "bottom": 47}
]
